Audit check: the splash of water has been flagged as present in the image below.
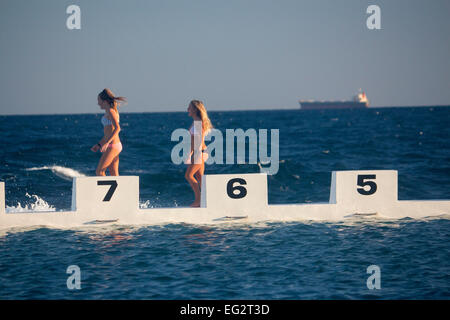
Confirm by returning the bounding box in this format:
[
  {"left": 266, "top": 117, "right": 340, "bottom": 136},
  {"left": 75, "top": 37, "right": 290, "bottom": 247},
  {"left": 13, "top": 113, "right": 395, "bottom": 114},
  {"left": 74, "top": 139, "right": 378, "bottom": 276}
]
[
  {"left": 139, "top": 199, "right": 180, "bottom": 209},
  {"left": 139, "top": 200, "right": 153, "bottom": 209},
  {"left": 26, "top": 165, "right": 86, "bottom": 181},
  {"left": 6, "top": 193, "right": 56, "bottom": 213}
]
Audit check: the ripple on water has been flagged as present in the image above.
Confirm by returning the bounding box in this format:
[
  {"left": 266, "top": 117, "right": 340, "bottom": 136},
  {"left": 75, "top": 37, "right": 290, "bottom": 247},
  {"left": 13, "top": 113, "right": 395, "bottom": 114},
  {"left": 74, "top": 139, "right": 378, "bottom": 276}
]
[{"left": 0, "top": 217, "right": 449, "bottom": 299}]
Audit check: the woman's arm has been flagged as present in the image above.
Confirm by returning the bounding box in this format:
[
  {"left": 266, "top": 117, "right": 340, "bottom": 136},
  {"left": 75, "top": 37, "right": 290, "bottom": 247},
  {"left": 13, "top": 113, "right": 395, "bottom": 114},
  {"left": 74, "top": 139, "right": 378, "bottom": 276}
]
[
  {"left": 91, "top": 137, "right": 106, "bottom": 152},
  {"left": 91, "top": 136, "right": 108, "bottom": 152}
]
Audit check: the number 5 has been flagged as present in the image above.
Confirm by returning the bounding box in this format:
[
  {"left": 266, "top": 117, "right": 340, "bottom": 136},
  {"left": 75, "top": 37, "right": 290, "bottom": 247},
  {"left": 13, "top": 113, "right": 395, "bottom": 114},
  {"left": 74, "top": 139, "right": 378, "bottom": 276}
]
[{"left": 357, "top": 175, "right": 377, "bottom": 195}]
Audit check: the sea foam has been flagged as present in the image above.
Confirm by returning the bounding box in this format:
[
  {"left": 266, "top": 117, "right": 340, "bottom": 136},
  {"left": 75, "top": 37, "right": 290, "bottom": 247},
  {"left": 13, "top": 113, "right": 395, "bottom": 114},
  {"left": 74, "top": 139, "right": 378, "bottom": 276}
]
[
  {"left": 26, "top": 165, "right": 86, "bottom": 181},
  {"left": 6, "top": 193, "right": 56, "bottom": 213}
]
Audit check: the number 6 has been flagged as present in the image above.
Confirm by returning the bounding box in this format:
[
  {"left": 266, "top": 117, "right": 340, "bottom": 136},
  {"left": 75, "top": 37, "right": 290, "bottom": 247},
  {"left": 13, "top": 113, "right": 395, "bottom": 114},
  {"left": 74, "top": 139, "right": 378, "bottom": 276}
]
[{"left": 227, "top": 178, "right": 247, "bottom": 199}]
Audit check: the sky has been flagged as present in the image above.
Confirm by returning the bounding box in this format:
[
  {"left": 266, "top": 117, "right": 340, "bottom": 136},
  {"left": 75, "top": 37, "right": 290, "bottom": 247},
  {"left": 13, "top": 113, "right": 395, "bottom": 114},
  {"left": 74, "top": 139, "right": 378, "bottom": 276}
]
[{"left": 0, "top": 0, "right": 449, "bottom": 115}]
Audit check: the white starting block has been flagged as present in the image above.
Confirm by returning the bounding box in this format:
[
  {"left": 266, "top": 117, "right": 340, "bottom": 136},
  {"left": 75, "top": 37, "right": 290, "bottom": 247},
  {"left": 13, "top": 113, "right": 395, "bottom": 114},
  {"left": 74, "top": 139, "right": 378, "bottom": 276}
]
[
  {"left": 0, "top": 170, "right": 449, "bottom": 229},
  {"left": 71, "top": 176, "right": 139, "bottom": 221},
  {"left": 201, "top": 173, "right": 268, "bottom": 211},
  {"left": 330, "top": 170, "right": 398, "bottom": 215}
]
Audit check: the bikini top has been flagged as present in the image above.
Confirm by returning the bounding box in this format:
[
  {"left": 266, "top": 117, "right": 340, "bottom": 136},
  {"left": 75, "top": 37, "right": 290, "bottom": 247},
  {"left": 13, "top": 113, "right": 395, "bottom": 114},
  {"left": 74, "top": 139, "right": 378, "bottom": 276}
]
[
  {"left": 189, "top": 121, "right": 205, "bottom": 135},
  {"left": 101, "top": 114, "right": 119, "bottom": 127}
]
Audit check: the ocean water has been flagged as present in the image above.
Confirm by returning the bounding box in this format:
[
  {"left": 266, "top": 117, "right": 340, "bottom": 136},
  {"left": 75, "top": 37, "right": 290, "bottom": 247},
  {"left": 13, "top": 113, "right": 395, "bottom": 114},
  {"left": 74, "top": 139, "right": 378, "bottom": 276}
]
[{"left": 0, "top": 106, "right": 449, "bottom": 299}]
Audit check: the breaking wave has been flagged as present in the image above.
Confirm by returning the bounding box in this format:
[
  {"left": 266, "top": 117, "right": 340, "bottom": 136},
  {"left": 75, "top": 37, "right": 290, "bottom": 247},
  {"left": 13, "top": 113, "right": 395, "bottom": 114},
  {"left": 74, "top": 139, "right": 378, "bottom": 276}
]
[
  {"left": 6, "top": 193, "right": 56, "bottom": 213},
  {"left": 26, "top": 165, "right": 86, "bottom": 181}
]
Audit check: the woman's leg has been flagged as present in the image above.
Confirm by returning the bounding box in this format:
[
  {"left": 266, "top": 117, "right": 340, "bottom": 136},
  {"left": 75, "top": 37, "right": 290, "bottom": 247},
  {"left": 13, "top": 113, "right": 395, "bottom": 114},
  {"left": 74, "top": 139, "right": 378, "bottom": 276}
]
[
  {"left": 195, "top": 152, "right": 207, "bottom": 190},
  {"left": 108, "top": 155, "right": 120, "bottom": 176},
  {"left": 185, "top": 163, "right": 202, "bottom": 207},
  {"left": 96, "top": 148, "right": 121, "bottom": 176},
  {"left": 194, "top": 162, "right": 205, "bottom": 191}
]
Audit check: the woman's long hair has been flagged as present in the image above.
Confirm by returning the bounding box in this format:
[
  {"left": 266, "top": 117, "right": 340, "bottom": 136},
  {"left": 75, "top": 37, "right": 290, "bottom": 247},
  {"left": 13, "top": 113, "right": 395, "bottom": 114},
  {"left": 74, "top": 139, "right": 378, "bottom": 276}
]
[
  {"left": 190, "top": 100, "right": 213, "bottom": 134},
  {"left": 98, "top": 88, "right": 127, "bottom": 112}
]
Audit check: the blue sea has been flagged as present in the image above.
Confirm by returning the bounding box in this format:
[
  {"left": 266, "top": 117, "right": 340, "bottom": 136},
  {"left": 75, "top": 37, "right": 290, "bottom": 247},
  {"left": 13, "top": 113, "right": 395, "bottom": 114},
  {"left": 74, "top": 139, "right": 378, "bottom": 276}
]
[{"left": 0, "top": 106, "right": 449, "bottom": 299}]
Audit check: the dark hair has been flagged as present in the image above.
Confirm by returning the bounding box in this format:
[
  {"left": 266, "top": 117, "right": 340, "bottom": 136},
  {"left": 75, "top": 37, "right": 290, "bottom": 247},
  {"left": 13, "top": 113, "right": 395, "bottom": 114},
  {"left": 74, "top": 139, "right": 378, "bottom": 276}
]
[{"left": 98, "top": 88, "right": 127, "bottom": 110}]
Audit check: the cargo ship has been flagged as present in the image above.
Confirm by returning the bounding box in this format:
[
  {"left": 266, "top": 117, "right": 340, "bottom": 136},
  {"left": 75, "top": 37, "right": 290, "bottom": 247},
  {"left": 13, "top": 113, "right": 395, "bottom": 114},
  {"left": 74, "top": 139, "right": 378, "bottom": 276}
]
[{"left": 299, "top": 90, "right": 369, "bottom": 110}]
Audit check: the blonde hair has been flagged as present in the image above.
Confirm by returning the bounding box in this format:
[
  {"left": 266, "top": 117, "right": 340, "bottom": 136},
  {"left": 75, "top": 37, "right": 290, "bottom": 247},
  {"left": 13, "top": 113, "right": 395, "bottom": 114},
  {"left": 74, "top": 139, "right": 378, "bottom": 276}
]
[
  {"left": 190, "top": 100, "right": 213, "bottom": 134},
  {"left": 98, "top": 88, "right": 127, "bottom": 111}
]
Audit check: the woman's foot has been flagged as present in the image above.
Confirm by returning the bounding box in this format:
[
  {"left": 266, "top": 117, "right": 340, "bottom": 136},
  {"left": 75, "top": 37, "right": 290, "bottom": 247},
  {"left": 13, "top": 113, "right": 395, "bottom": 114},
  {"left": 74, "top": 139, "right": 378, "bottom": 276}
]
[{"left": 190, "top": 201, "right": 200, "bottom": 208}]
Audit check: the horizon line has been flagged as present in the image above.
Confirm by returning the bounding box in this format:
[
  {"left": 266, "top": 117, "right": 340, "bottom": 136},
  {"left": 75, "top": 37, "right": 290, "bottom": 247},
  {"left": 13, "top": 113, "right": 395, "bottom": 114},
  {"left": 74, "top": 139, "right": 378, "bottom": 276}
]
[{"left": 0, "top": 104, "right": 449, "bottom": 116}]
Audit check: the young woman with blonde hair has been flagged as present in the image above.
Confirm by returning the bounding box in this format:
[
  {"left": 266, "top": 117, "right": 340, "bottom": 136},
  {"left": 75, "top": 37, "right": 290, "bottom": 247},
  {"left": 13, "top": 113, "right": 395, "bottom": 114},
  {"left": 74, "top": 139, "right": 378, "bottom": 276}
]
[
  {"left": 91, "top": 88, "right": 126, "bottom": 176},
  {"left": 185, "top": 100, "right": 213, "bottom": 207}
]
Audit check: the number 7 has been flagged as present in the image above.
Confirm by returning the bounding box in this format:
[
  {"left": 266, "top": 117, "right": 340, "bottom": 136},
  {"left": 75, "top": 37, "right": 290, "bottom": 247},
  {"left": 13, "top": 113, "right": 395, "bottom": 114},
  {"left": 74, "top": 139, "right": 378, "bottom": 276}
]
[{"left": 97, "top": 180, "right": 118, "bottom": 201}]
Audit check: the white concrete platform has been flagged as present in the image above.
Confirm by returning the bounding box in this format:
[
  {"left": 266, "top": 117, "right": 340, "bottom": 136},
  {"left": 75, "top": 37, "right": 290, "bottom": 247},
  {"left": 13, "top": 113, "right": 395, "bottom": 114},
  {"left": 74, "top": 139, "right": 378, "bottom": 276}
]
[{"left": 1, "top": 170, "right": 449, "bottom": 229}]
